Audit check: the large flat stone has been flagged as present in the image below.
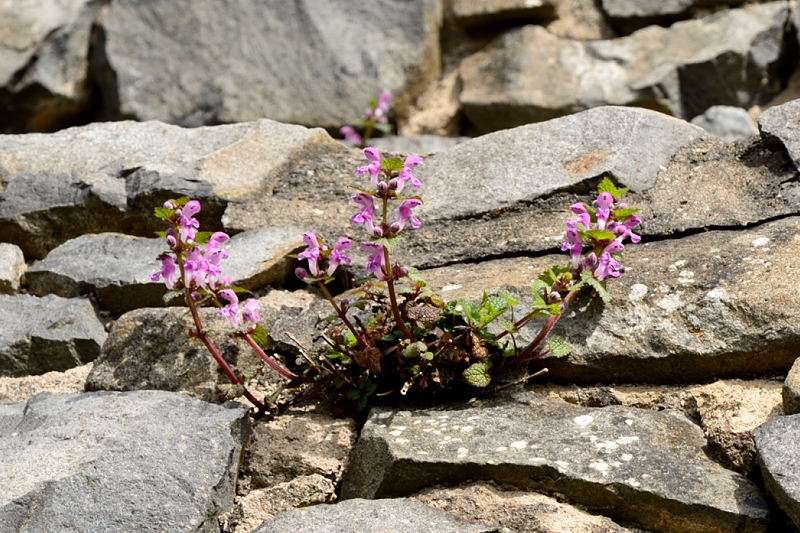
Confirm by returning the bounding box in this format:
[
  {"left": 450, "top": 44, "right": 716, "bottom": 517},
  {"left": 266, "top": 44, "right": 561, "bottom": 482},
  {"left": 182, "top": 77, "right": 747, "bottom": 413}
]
[
  {"left": 0, "top": 294, "right": 106, "bottom": 378},
  {"left": 753, "top": 414, "right": 800, "bottom": 530},
  {"left": 341, "top": 391, "right": 767, "bottom": 533},
  {"left": 0, "top": 390, "right": 250, "bottom": 532}
]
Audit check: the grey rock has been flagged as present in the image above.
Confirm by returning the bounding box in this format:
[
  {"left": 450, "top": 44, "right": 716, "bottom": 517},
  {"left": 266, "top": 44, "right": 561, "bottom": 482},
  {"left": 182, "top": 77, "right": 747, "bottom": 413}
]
[
  {"left": 0, "top": 242, "right": 24, "bottom": 293},
  {"left": 757, "top": 97, "right": 800, "bottom": 172},
  {"left": 85, "top": 306, "right": 290, "bottom": 403},
  {"left": 452, "top": 0, "right": 557, "bottom": 29},
  {"left": 341, "top": 391, "right": 767, "bottom": 533},
  {"left": 690, "top": 105, "right": 759, "bottom": 142},
  {"left": 0, "top": 0, "right": 101, "bottom": 133},
  {"left": 0, "top": 390, "right": 250, "bottom": 533},
  {"left": 0, "top": 119, "right": 331, "bottom": 259},
  {"left": 255, "top": 290, "right": 332, "bottom": 356},
  {"left": 599, "top": 0, "right": 757, "bottom": 34},
  {"left": 243, "top": 410, "right": 357, "bottom": 490},
  {"left": 94, "top": 0, "right": 442, "bottom": 129},
  {"left": 783, "top": 358, "right": 800, "bottom": 415},
  {"left": 251, "top": 498, "right": 501, "bottom": 533},
  {"left": 26, "top": 228, "right": 304, "bottom": 316},
  {"left": 753, "top": 414, "right": 800, "bottom": 529},
  {"left": 460, "top": 3, "right": 790, "bottom": 133},
  {"left": 420, "top": 215, "right": 800, "bottom": 384},
  {"left": 370, "top": 135, "right": 470, "bottom": 155},
  {"left": 0, "top": 294, "right": 106, "bottom": 378}
]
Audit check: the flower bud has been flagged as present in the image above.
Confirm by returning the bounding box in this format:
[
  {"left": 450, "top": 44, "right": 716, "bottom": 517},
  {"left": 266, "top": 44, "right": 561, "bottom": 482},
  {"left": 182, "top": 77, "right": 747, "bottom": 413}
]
[
  {"left": 377, "top": 181, "right": 388, "bottom": 193},
  {"left": 373, "top": 227, "right": 384, "bottom": 237},
  {"left": 388, "top": 178, "right": 399, "bottom": 190},
  {"left": 399, "top": 266, "right": 409, "bottom": 276},
  {"left": 295, "top": 267, "right": 309, "bottom": 280},
  {"left": 164, "top": 200, "right": 174, "bottom": 209},
  {"left": 549, "top": 292, "right": 561, "bottom": 302}
]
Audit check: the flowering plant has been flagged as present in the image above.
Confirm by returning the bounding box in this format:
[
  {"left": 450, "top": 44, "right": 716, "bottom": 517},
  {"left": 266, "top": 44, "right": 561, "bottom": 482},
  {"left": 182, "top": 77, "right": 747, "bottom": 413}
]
[
  {"left": 151, "top": 151, "right": 640, "bottom": 416},
  {"left": 339, "top": 91, "right": 392, "bottom": 148}
]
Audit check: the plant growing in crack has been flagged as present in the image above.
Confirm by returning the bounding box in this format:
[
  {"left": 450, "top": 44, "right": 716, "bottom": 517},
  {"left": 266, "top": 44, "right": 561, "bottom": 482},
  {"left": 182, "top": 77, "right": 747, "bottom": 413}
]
[
  {"left": 339, "top": 91, "right": 393, "bottom": 148},
  {"left": 150, "top": 151, "right": 640, "bottom": 417}
]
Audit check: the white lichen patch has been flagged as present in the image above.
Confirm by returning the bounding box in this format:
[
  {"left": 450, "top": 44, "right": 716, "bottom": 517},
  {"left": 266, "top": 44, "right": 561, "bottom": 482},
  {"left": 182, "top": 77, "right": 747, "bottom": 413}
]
[
  {"left": 530, "top": 457, "right": 546, "bottom": 462},
  {"left": 441, "top": 284, "right": 462, "bottom": 292},
  {"left": 510, "top": 441, "right": 527, "bottom": 449},
  {"left": 621, "top": 454, "right": 633, "bottom": 461},
  {"left": 496, "top": 446, "right": 508, "bottom": 452},
  {"left": 457, "top": 447, "right": 469, "bottom": 458},
  {"left": 668, "top": 260, "right": 687, "bottom": 271},
  {"left": 628, "top": 283, "right": 648, "bottom": 302},
  {"left": 467, "top": 416, "right": 480, "bottom": 421},
  {"left": 616, "top": 436, "right": 639, "bottom": 445},
  {"left": 625, "top": 477, "right": 641, "bottom": 487},
  {"left": 625, "top": 419, "right": 633, "bottom": 425},
  {"left": 574, "top": 415, "right": 594, "bottom": 427},
  {"left": 460, "top": 426, "right": 474, "bottom": 433},
  {"left": 395, "top": 438, "right": 409, "bottom": 445},
  {"left": 678, "top": 270, "right": 694, "bottom": 284},
  {"left": 389, "top": 430, "right": 403, "bottom": 436},
  {"left": 751, "top": 237, "right": 769, "bottom": 247},
  {"left": 413, "top": 420, "right": 421, "bottom": 424},
  {"left": 596, "top": 440, "right": 619, "bottom": 451},
  {"left": 589, "top": 461, "right": 609, "bottom": 476},
  {"left": 657, "top": 292, "right": 683, "bottom": 312}
]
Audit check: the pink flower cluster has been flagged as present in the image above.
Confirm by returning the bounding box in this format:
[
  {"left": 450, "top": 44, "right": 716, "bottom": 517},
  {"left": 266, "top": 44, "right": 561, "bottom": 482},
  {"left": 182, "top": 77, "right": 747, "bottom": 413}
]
[{"left": 339, "top": 91, "right": 392, "bottom": 147}]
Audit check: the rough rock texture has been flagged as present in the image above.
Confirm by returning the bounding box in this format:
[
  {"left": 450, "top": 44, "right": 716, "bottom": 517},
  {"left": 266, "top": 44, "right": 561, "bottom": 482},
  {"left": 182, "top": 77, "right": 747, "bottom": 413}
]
[
  {"left": 460, "top": 2, "right": 790, "bottom": 133},
  {"left": 0, "top": 242, "right": 24, "bottom": 293},
  {"left": 250, "top": 498, "right": 502, "bottom": 533},
  {"left": 26, "top": 228, "right": 303, "bottom": 315},
  {"left": 0, "top": 119, "right": 332, "bottom": 259},
  {"left": 85, "top": 306, "right": 287, "bottom": 402},
  {"left": 0, "top": 390, "right": 250, "bottom": 533},
  {"left": 753, "top": 414, "right": 800, "bottom": 529},
  {"left": 421, "top": 215, "right": 800, "bottom": 384},
  {"left": 0, "top": 0, "right": 102, "bottom": 133},
  {"left": 0, "top": 362, "right": 92, "bottom": 403},
  {"left": 94, "top": 0, "right": 442, "bottom": 128},
  {"left": 757, "top": 96, "right": 800, "bottom": 171},
  {"left": 0, "top": 294, "right": 106, "bottom": 377},
  {"left": 452, "top": 0, "right": 558, "bottom": 29},
  {"left": 783, "top": 358, "right": 800, "bottom": 415},
  {"left": 599, "top": 0, "right": 757, "bottom": 34},
  {"left": 341, "top": 391, "right": 768, "bottom": 533},
  {"left": 690, "top": 105, "right": 759, "bottom": 142},
  {"left": 413, "top": 481, "right": 640, "bottom": 532}
]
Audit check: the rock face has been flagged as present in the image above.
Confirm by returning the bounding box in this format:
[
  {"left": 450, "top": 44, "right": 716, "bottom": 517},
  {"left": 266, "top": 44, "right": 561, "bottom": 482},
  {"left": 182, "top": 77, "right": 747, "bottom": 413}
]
[
  {"left": 341, "top": 391, "right": 768, "bottom": 533},
  {"left": 0, "top": 242, "right": 24, "bottom": 293},
  {"left": 753, "top": 415, "right": 800, "bottom": 530},
  {"left": 93, "top": 0, "right": 442, "bottom": 128},
  {"left": 0, "top": 390, "right": 250, "bottom": 533},
  {"left": 460, "top": 2, "right": 790, "bottom": 133},
  {"left": 0, "top": 294, "right": 106, "bottom": 377},
  {"left": 690, "top": 105, "right": 759, "bottom": 142}
]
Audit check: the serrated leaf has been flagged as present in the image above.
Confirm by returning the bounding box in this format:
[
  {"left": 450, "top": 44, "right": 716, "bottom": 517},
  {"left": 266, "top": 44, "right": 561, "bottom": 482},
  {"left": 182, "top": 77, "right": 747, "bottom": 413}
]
[
  {"left": 249, "top": 324, "right": 268, "bottom": 349},
  {"left": 155, "top": 231, "right": 167, "bottom": 239},
  {"left": 173, "top": 197, "right": 190, "bottom": 206},
  {"left": 548, "top": 303, "right": 562, "bottom": 315},
  {"left": 154, "top": 207, "right": 175, "bottom": 220},
  {"left": 531, "top": 280, "right": 549, "bottom": 308},
  {"left": 163, "top": 289, "right": 184, "bottom": 304},
  {"left": 231, "top": 286, "right": 253, "bottom": 295},
  {"left": 193, "top": 231, "right": 213, "bottom": 245},
  {"left": 539, "top": 266, "right": 571, "bottom": 286},
  {"left": 546, "top": 338, "right": 572, "bottom": 358},
  {"left": 381, "top": 157, "right": 404, "bottom": 172},
  {"left": 462, "top": 360, "right": 493, "bottom": 388},
  {"left": 372, "top": 236, "right": 403, "bottom": 252},
  {"left": 597, "top": 176, "right": 629, "bottom": 199},
  {"left": 499, "top": 290, "right": 519, "bottom": 307},
  {"left": 582, "top": 229, "right": 616, "bottom": 242},
  {"left": 580, "top": 270, "right": 610, "bottom": 302},
  {"left": 614, "top": 207, "right": 640, "bottom": 220},
  {"left": 498, "top": 318, "right": 517, "bottom": 334}
]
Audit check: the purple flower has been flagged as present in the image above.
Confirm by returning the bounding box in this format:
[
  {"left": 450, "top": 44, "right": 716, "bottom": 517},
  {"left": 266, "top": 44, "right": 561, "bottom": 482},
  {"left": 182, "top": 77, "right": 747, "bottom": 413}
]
[
  {"left": 376, "top": 91, "right": 392, "bottom": 117},
  {"left": 151, "top": 254, "right": 177, "bottom": 289},
  {"left": 184, "top": 246, "right": 209, "bottom": 288},
  {"left": 217, "top": 289, "right": 239, "bottom": 327},
  {"left": 395, "top": 155, "right": 423, "bottom": 193},
  {"left": 569, "top": 203, "right": 591, "bottom": 228},
  {"left": 242, "top": 299, "right": 260, "bottom": 325},
  {"left": 603, "top": 240, "right": 624, "bottom": 255},
  {"left": 340, "top": 125, "right": 363, "bottom": 146},
  {"left": 179, "top": 200, "right": 201, "bottom": 242},
  {"left": 594, "top": 192, "right": 614, "bottom": 230},
  {"left": 560, "top": 227, "right": 583, "bottom": 270},
  {"left": 361, "top": 242, "right": 386, "bottom": 280},
  {"left": 594, "top": 252, "right": 621, "bottom": 281},
  {"left": 356, "top": 147, "right": 382, "bottom": 185},
  {"left": 295, "top": 267, "right": 309, "bottom": 281},
  {"left": 327, "top": 237, "right": 352, "bottom": 277},
  {"left": 351, "top": 193, "right": 381, "bottom": 236},
  {"left": 297, "top": 232, "right": 322, "bottom": 277},
  {"left": 391, "top": 199, "right": 421, "bottom": 233}
]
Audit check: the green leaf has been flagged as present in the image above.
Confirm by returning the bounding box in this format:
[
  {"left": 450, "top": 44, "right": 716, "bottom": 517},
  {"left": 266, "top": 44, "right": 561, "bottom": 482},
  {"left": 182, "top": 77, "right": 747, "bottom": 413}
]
[
  {"left": 538, "top": 266, "right": 571, "bottom": 286},
  {"left": 546, "top": 338, "right": 572, "bottom": 358},
  {"left": 581, "top": 229, "right": 616, "bottom": 242},
  {"left": 345, "top": 388, "right": 361, "bottom": 400},
  {"left": 155, "top": 231, "right": 167, "bottom": 239},
  {"left": 154, "top": 207, "right": 175, "bottom": 220},
  {"left": 531, "top": 280, "right": 549, "bottom": 308},
  {"left": 547, "top": 303, "right": 562, "bottom": 315},
  {"left": 173, "top": 197, "right": 190, "bottom": 207},
  {"left": 372, "top": 236, "right": 403, "bottom": 252},
  {"left": 499, "top": 290, "right": 519, "bottom": 307},
  {"left": 163, "top": 289, "right": 184, "bottom": 304},
  {"left": 421, "top": 351, "right": 434, "bottom": 361},
  {"left": 374, "top": 123, "right": 392, "bottom": 133},
  {"left": 402, "top": 341, "right": 428, "bottom": 359},
  {"left": 576, "top": 270, "right": 610, "bottom": 302},
  {"left": 193, "top": 231, "right": 213, "bottom": 245},
  {"left": 249, "top": 325, "right": 268, "bottom": 349},
  {"left": 613, "top": 207, "right": 640, "bottom": 220},
  {"left": 231, "top": 286, "right": 253, "bottom": 295},
  {"left": 597, "top": 176, "right": 629, "bottom": 199},
  {"left": 498, "top": 318, "right": 517, "bottom": 334},
  {"left": 462, "top": 360, "right": 493, "bottom": 388},
  {"left": 381, "top": 157, "right": 404, "bottom": 172},
  {"left": 173, "top": 333, "right": 188, "bottom": 346}
]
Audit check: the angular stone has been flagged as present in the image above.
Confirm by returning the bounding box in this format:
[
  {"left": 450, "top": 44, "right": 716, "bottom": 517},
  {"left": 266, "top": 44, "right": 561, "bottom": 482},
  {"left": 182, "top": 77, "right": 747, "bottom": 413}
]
[
  {"left": 341, "top": 391, "right": 768, "bottom": 533},
  {"left": 94, "top": 0, "right": 441, "bottom": 129},
  {"left": 452, "top": 0, "right": 557, "bottom": 29},
  {"left": 598, "top": 0, "right": 752, "bottom": 34},
  {"left": 85, "top": 306, "right": 288, "bottom": 403},
  {"left": 0, "top": 242, "right": 25, "bottom": 293},
  {"left": 0, "top": 119, "right": 331, "bottom": 258},
  {"left": 690, "top": 105, "right": 759, "bottom": 142},
  {"left": 753, "top": 414, "right": 800, "bottom": 529},
  {"left": 250, "top": 498, "right": 500, "bottom": 533},
  {"left": 371, "top": 135, "right": 469, "bottom": 155},
  {"left": 547, "top": 0, "right": 616, "bottom": 41},
  {"left": 460, "top": 3, "right": 790, "bottom": 133},
  {"left": 757, "top": 97, "right": 800, "bottom": 172},
  {"left": 420, "top": 215, "right": 800, "bottom": 384},
  {"left": 0, "top": 294, "right": 106, "bottom": 377},
  {"left": 25, "top": 228, "right": 303, "bottom": 316},
  {"left": 0, "top": 390, "right": 250, "bottom": 533},
  {"left": 783, "top": 358, "right": 800, "bottom": 415},
  {"left": 413, "top": 482, "right": 639, "bottom": 533},
  {"left": 0, "top": 0, "right": 101, "bottom": 133}
]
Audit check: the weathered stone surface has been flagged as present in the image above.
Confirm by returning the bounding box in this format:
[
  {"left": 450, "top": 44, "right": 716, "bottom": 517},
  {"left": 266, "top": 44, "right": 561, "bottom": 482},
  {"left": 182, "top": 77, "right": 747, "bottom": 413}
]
[
  {"left": 371, "top": 134, "right": 469, "bottom": 155},
  {"left": 255, "top": 290, "right": 331, "bottom": 355},
  {"left": 414, "top": 481, "right": 639, "bottom": 533},
  {"left": 85, "top": 306, "right": 287, "bottom": 403},
  {"left": 460, "top": 3, "right": 790, "bottom": 133},
  {"left": 0, "top": 119, "right": 331, "bottom": 258},
  {"left": 690, "top": 105, "right": 759, "bottom": 142},
  {"left": 758, "top": 97, "right": 800, "bottom": 172},
  {"left": 546, "top": 0, "right": 616, "bottom": 41},
  {"left": 0, "top": 390, "right": 250, "bottom": 533},
  {"left": 94, "top": 0, "right": 441, "bottom": 129},
  {"left": 599, "top": 0, "right": 759, "bottom": 34},
  {"left": 452, "top": 0, "right": 557, "bottom": 29},
  {"left": 0, "top": 0, "right": 101, "bottom": 133},
  {"left": 251, "top": 498, "right": 501, "bottom": 533},
  {"left": 341, "top": 391, "right": 767, "bottom": 533},
  {"left": 0, "top": 242, "right": 24, "bottom": 293},
  {"left": 0, "top": 294, "right": 106, "bottom": 377},
  {"left": 531, "top": 379, "right": 783, "bottom": 475},
  {"left": 421, "top": 215, "right": 800, "bottom": 384},
  {"left": 26, "top": 228, "right": 303, "bottom": 315},
  {"left": 0, "top": 362, "right": 92, "bottom": 403},
  {"left": 783, "top": 358, "right": 800, "bottom": 415},
  {"left": 242, "top": 410, "right": 357, "bottom": 490},
  {"left": 753, "top": 414, "right": 800, "bottom": 530}
]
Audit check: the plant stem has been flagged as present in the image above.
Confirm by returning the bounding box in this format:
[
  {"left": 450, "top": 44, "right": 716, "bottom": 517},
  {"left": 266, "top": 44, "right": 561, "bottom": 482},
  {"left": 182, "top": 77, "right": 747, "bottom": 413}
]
[
  {"left": 316, "top": 280, "right": 371, "bottom": 351},
  {"left": 242, "top": 333, "right": 309, "bottom": 383},
  {"left": 515, "top": 289, "right": 578, "bottom": 362},
  {"left": 383, "top": 245, "right": 415, "bottom": 341}
]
